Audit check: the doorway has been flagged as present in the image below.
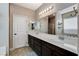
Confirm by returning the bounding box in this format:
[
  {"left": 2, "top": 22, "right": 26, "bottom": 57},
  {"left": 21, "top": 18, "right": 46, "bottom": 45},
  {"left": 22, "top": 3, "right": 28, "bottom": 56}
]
[
  {"left": 48, "top": 15, "right": 56, "bottom": 34},
  {"left": 13, "top": 14, "right": 29, "bottom": 49}
]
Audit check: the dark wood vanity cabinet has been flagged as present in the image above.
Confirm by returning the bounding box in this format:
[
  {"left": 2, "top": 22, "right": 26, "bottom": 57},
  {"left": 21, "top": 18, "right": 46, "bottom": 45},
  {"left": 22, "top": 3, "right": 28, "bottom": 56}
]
[
  {"left": 33, "top": 37, "right": 42, "bottom": 56},
  {"left": 28, "top": 35, "right": 42, "bottom": 56},
  {"left": 42, "top": 43, "right": 52, "bottom": 56},
  {"left": 28, "top": 35, "right": 33, "bottom": 48},
  {"left": 28, "top": 35, "right": 78, "bottom": 56}
]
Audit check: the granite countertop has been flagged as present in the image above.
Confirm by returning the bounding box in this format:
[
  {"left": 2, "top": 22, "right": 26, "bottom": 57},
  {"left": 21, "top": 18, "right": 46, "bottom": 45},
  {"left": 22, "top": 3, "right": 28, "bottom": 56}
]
[{"left": 28, "top": 30, "right": 78, "bottom": 54}]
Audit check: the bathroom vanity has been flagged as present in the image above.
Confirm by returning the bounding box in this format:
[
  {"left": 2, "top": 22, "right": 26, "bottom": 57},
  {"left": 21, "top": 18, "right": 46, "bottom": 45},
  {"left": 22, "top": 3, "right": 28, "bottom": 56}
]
[
  {"left": 28, "top": 31, "right": 78, "bottom": 56},
  {"left": 28, "top": 4, "right": 78, "bottom": 56}
]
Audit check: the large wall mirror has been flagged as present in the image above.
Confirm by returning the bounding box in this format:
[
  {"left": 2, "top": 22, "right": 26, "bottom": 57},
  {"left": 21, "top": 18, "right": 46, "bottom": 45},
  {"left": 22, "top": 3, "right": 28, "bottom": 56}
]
[
  {"left": 62, "top": 11, "right": 78, "bottom": 37},
  {"left": 30, "top": 20, "right": 41, "bottom": 31}
]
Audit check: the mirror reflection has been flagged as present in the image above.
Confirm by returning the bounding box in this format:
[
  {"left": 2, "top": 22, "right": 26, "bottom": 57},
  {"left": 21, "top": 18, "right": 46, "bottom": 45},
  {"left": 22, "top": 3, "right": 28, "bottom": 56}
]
[
  {"left": 30, "top": 5, "right": 78, "bottom": 38},
  {"left": 62, "top": 11, "right": 78, "bottom": 37}
]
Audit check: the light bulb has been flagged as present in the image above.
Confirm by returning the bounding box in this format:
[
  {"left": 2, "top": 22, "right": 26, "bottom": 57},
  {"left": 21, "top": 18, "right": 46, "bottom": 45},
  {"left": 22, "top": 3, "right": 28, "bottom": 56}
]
[
  {"left": 49, "top": 6, "right": 52, "bottom": 10},
  {"left": 44, "top": 10, "right": 46, "bottom": 12},
  {"left": 46, "top": 8, "right": 49, "bottom": 11}
]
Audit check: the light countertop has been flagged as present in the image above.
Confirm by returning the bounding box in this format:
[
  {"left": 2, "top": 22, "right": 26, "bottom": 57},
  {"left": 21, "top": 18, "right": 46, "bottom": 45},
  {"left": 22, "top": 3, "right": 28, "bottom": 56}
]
[{"left": 28, "top": 30, "right": 78, "bottom": 54}]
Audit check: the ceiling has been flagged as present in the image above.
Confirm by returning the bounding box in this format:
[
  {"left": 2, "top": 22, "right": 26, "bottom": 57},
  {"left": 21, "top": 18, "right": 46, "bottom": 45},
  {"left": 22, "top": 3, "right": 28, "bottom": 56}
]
[{"left": 15, "top": 3, "right": 43, "bottom": 11}]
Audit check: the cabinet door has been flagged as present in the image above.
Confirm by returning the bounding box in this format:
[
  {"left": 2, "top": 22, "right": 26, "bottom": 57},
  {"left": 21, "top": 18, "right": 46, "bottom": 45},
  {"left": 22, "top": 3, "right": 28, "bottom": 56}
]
[
  {"left": 33, "top": 39, "right": 42, "bottom": 55},
  {"left": 28, "top": 35, "right": 33, "bottom": 48},
  {"left": 41, "top": 40, "right": 51, "bottom": 56},
  {"left": 33, "top": 43, "right": 41, "bottom": 56},
  {"left": 42, "top": 45, "right": 51, "bottom": 56}
]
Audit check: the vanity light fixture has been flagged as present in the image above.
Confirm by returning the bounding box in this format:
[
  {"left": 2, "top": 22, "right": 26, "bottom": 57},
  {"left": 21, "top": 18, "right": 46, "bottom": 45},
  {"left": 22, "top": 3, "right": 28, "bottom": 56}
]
[
  {"left": 44, "top": 9, "right": 46, "bottom": 13},
  {"left": 42, "top": 11, "right": 44, "bottom": 14},
  {"left": 39, "top": 6, "right": 53, "bottom": 15},
  {"left": 46, "top": 8, "right": 49, "bottom": 11},
  {"left": 49, "top": 6, "right": 52, "bottom": 10},
  {"left": 43, "top": 10, "right": 46, "bottom": 13},
  {"left": 41, "top": 11, "right": 43, "bottom": 14},
  {"left": 39, "top": 12, "right": 42, "bottom": 15}
]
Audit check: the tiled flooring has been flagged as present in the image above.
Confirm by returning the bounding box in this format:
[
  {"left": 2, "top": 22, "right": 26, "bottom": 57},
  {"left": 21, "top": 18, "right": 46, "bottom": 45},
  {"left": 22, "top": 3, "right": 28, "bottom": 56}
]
[{"left": 10, "top": 46, "right": 37, "bottom": 56}]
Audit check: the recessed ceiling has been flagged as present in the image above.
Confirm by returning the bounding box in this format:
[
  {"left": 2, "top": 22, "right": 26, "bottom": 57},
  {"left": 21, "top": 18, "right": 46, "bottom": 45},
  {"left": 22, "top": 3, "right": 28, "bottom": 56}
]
[{"left": 15, "top": 3, "right": 43, "bottom": 11}]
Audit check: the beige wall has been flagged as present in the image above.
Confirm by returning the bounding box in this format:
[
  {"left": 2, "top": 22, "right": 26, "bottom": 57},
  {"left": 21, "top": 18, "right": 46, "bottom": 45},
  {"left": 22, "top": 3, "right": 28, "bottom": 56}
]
[
  {"left": 13, "top": 4, "right": 35, "bottom": 19},
  {"left": 9, "top": 3, "right": 35, "bottom": 49}
]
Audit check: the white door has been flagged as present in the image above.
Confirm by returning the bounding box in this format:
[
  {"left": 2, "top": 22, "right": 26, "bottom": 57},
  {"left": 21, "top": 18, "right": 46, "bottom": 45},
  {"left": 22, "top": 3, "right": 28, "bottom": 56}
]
[{"left": 13, "top": 14, "right": 29, "bottom": 49}]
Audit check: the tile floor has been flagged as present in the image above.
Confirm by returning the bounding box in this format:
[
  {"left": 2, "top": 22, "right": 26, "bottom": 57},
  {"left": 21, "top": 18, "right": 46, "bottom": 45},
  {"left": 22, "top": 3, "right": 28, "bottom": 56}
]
[{"left": 10, "top": 46, "right": 37, "bottom": 56}]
